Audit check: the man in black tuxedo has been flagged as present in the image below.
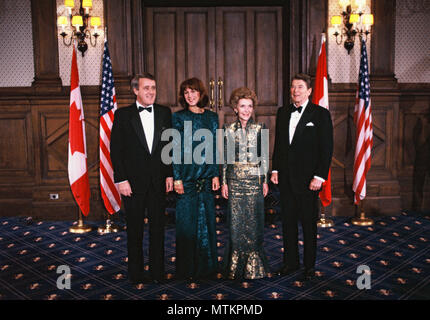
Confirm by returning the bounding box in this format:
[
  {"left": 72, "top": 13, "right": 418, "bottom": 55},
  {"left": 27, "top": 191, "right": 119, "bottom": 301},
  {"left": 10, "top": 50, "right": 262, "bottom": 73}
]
[
  {"left": 271, "top": 73, "right": 333, "bottom": 281},
  {"left": 110, "top": 73, "right": 173, "bottom": 284}
]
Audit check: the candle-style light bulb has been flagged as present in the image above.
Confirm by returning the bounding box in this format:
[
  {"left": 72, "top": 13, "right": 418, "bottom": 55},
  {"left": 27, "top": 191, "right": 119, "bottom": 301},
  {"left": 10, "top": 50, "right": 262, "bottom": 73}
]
[
  {"left": 339, "top": 0, "right": 350, "bottom": 11},
  {"left": 57, "top": 16, "right": 68, "bottom": 33},
  {"left": 355, "top": 0, "right": 366, "bottom": 12}
]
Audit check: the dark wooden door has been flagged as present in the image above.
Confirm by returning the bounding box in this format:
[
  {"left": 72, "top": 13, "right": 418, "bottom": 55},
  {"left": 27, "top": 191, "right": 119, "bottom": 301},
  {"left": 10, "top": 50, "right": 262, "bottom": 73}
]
[
  {"left": 144, "top": 7, "right": 283, "bottom": 108},
  {"left": 145, "top": 7, "right": 216, "bottom": 113},
  {"left": 214, "top": 7, "right": 283, "bottom": 129},
  {"left": 145, "top": 6, "right": 283, "bottom": 157}
]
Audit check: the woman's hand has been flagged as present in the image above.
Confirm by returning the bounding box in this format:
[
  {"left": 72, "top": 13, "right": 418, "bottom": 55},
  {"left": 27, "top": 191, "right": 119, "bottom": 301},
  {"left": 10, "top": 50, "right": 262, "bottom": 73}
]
[
  {"left": 263, "top": 183, "right": 269, "bottom": 197},
  {"left": 221, "top": 184, "right": 228, "bottom": 199},
  {"left": 212, "top": 177, "right": 220, "bottom": 191},
  {"left": 174, "top": 181, "right": 184, "bottom": 194}
]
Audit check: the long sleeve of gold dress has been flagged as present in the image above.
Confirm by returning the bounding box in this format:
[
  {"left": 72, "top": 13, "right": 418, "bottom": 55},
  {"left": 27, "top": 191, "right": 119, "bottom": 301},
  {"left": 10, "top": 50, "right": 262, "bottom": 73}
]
[{"left": 222, "top": 118, "right": 270, "bottom": 280}]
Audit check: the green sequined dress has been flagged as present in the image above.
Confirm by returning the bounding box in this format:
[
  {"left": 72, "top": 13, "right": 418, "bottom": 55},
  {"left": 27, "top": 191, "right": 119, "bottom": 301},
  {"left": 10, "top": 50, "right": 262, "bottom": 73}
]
[{"left": 172, "top": 109, "right": 219, "bottom": 280}]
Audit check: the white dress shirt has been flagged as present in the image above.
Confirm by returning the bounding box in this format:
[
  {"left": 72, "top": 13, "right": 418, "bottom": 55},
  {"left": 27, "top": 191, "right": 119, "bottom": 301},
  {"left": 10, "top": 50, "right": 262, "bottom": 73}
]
[
  {"left": 289, "top": 99, "right": 309, "bottom": 144},
  {"left": 136, "top": 101, "right": 154, "bottom": 153}
]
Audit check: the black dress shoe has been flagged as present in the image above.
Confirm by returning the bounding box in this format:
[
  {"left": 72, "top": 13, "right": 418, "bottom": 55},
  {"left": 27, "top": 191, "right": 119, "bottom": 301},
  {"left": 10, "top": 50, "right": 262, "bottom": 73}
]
[
  {"left": 128, "top": 271, "right": 152, "bottom": 284},
  {"left": 152, "top": 278, "right": 166, "bottom": 284},
  {"left": 128, "top": 275, "right": 147, "bottom": 284},
  {"left": 302, "top": 268, "right": 316, "bottom": 281},
  {"left": 277, "top": 265, "right": 300, "bottom": 276}
]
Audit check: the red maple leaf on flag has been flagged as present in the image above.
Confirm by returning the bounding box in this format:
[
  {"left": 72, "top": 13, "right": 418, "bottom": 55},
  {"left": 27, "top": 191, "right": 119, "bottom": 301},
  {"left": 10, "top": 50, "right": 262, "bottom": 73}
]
[{"left": 69, "top": 101, "right": 85, "bottom": 155}]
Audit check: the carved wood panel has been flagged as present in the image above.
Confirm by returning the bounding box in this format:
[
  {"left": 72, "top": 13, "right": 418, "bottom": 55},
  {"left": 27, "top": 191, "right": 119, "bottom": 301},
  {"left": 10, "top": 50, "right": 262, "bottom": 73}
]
[
  {"left": 398, "top": 93, "right": 430, "bottom": 210},
  {"left": 145, "top": 7, "right": 216, "bottom": 112},
  {"left": 215, "top": 7, "right": 283, "bottom": 129},
  {"left": 37, "top": 103, "right": 101, "bottom": 184},
  {"left": 0, "top": 103, "right": 34, "bottom": 181}
]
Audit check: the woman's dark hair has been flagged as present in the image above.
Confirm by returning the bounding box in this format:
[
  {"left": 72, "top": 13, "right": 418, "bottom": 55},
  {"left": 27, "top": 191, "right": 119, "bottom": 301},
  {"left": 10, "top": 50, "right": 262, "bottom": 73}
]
[{"left": 178, "top": 78, "right": 209, "bottom": 109}]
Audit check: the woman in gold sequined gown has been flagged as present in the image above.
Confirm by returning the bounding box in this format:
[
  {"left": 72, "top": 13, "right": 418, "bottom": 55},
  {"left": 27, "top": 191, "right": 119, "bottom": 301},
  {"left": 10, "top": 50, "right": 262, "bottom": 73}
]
[{"left": 221, "top": 87, "right": 270, "bottom": 280}]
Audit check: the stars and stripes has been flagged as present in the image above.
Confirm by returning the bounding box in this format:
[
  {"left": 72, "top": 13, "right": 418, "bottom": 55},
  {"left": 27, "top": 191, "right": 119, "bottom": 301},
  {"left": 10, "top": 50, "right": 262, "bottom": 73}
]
[
  {"left": 352, "top": 39, "right": 373, "bottom": 204},
  {"left": 99, "top": 40, "right": 121, "bottom": 214}
]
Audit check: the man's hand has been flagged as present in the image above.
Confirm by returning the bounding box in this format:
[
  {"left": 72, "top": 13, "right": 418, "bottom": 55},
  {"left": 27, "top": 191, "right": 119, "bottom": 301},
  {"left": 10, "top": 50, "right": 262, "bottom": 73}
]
[
  {"left": 118, "top": 181, "right": 132, "bottom": 197},
  {"left": 270, "top": 172, "right": 278, "bottom": 185},
  {"left": 165, "top": 177, "right": 173, "bottom": 193},
  {"left": 212, "top": 177, "right": 220, "bottom": 191},
  {"left": 309, "top": 178, "right": 323, "bottom": 191},
  {"left": 221, "top": 184, "right": 228, "bottom": 199},
  {"left": 174, "top": 181, "right": 184, "bottom": 194}
]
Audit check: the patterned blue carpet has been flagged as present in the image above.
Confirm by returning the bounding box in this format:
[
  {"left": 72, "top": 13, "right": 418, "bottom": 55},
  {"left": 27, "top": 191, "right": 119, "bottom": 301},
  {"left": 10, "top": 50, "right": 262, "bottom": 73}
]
[{"left": 1, "top": 209, "right": 429, "bottom": 301}]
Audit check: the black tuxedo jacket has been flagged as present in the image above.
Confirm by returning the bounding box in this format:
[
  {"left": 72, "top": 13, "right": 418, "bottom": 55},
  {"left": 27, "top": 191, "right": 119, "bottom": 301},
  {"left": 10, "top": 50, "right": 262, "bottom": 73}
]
[
  {"left": 110, "top": 103, "right": 173, "bottom": 194},
  {"left": 272, "top": 102, "right": 333, "bottom": 194}
]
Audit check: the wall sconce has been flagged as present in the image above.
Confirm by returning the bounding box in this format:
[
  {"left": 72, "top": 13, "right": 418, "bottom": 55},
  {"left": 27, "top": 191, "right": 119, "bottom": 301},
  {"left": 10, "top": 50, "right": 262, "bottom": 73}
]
[
  {"left": 57, "top": 0, "right": 102, "bottom": 57},
  {"left": 330, "top": 0, "right": 374, "bottom": 54}
]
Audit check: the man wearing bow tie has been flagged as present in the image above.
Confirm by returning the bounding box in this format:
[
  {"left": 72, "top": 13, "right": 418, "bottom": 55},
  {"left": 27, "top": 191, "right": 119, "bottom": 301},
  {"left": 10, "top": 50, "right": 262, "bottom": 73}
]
[
  {"left": 110, "top": 73, "right": 173, "bottom": 284},
  {"left": 271, "top": 73, "right": 333, "bottom": 281}
]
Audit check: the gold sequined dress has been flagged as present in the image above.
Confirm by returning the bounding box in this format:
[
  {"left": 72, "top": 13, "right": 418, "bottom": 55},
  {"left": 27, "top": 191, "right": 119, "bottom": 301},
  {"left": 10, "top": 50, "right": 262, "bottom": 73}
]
[{"left": 222, "top": 118, "right": 270, "bottom": 280}]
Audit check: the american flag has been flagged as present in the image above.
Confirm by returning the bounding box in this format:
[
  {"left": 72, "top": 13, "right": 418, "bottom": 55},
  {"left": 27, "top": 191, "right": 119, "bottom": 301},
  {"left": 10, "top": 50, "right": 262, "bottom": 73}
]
[
  {"left": 352, "top": 39, "right": 373, "bottom": 204},
  {"left": 99, "top": 40, "right": 121, "bottom": 214}
]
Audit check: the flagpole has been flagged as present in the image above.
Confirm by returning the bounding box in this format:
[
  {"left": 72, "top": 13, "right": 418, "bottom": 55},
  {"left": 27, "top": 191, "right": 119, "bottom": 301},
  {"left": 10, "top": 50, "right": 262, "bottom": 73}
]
[
  {"left": 98, "top": 211, "right": 120, "bottom": 234},
  {"left": 97, "top": 32, "right": 122, "bottom": 234},
  {"left": 313, "top": 32, "right": 334, "bottom": 228},
  {"left": 68, "top": 43, "right": 91, "bottom": 232},
  {"left": 351, "top": 199, "right": 374, "bottom": 226},
  {"left": 351, "top": 37, "right": 374, "bottom": 227},
  {"left": 70, "top": 209, "right": 92, "bottom": 233},
  {"left": 317, "top": 200, "right": 334, "bottom": 228}
]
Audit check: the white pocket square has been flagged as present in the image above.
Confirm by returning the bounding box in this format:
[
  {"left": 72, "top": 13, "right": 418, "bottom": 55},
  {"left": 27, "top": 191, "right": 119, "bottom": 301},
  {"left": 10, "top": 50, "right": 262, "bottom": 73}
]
[{"left": 306, "top": 122, "right": 314, "bottom": 126}]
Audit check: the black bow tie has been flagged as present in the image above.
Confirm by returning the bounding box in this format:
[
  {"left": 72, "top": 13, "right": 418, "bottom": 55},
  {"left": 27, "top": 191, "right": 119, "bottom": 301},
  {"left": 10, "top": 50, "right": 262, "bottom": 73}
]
[
  {"left": 138, "top": 106, "right": 152, "bottom": 113},
  {"left": 291, "top": 105, "right": 303, "bottom": 114}
]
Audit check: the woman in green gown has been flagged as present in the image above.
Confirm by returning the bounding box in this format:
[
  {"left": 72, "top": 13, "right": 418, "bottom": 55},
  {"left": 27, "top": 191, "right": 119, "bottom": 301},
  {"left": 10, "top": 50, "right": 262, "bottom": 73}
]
[
  {"left": 221, "top": 87, "right": 270, "bottom": 280},
  {"left": 172, "top": 78, "right": 220, "bottom": 280}
]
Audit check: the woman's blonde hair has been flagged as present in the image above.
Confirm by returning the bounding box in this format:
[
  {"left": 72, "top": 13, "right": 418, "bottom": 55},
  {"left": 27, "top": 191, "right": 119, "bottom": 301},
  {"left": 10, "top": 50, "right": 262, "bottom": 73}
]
[{"left": 229, "top": 87, "right": 258, "bottom": 109}]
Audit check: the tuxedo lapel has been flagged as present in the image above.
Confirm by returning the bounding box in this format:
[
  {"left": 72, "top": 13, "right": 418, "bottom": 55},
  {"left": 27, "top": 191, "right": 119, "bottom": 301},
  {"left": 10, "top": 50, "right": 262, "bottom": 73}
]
[
  {"left": 151, "top": 104, "right": 162, "bottom": 154},
  {"left": 285, "top": 106, "right": 292, "bottom": 145},
  {"left": 291, "top": 103, "right": 315, "bottom": 146},
  {"left": 130, "top": 104, "right": 151, "bottom": 154}
]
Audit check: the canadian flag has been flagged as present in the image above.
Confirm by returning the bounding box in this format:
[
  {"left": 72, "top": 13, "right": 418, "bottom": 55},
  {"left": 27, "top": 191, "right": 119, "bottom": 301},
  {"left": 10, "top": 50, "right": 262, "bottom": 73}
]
[
  {"left": 68, "top": 45, "right": 90, "bottom": 216},
  {"left": 312, "top": 34, "right": 332, "bottom": 207}
]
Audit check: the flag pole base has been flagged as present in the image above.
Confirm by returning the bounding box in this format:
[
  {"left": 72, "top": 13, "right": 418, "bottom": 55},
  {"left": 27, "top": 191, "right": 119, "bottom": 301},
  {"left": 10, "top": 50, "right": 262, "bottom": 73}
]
[
  {"left": 98, "top": 219, "right": 120, "bottom": 234},
  {"left": 317, "top": 216, "right": 335, "bottom": 228},
  {"left": 351, "top": 212, "right": 374, "bottom": 226},
  {"left": 69, "top": 210, "right": 92, "bottom": 233},
  {"left": 351, "top": 201, "right": 374, "bottom": 226},
  {"left": 317, "top": 202, "right": 334, "bottom": 228}
]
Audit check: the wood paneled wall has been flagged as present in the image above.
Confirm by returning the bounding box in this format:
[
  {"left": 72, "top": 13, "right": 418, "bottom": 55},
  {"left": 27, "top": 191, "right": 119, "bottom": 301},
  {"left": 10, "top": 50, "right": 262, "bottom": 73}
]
[
  {"left": 0, "top": 0, "right": 429, "bottom": 220},
  {"left": 0, "top": 92, "right": 135, "bottom": 220}
]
